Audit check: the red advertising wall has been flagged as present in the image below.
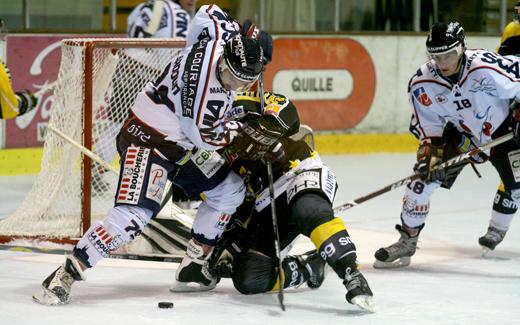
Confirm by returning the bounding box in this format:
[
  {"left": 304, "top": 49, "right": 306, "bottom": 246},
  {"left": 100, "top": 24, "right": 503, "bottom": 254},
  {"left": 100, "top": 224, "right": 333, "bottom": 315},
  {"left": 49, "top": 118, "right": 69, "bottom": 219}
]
[
  {"left": 6, "top": 35, "right": 64, "bottom": 148},
  {"left": 264, "top": 38, "right": 376, "bottom": 131}
]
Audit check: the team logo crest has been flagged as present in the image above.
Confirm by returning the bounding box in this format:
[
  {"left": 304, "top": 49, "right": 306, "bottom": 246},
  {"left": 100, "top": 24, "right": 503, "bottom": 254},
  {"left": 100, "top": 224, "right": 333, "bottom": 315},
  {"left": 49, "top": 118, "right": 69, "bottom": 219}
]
[{"left": 413, "top": 87, "right": 432, "bottom": 106}]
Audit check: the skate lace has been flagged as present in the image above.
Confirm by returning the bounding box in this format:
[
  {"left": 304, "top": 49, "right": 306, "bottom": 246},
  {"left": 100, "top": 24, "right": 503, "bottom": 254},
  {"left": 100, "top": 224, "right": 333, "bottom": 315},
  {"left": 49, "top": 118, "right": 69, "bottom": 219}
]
[
  {"left": 344, "top": 270, "right": 361, "bottom": 291},
  {"left": 485, "top": 228, "right": 506, "bottom": 243},
  {"left": 50, "top": 267, "right": 75, "bottom": 291},
  {"left": 385, "top": 236, "right": 416, "bottom": 255}
]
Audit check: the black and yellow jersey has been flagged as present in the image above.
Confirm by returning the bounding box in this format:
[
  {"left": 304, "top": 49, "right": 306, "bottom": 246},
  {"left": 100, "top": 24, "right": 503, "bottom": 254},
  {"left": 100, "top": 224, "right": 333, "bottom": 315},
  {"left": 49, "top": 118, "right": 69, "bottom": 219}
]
[
  {"left": 228, "top": 91, "right": 315, "bottom": 192},
  {"left": 498, "top": 21, "right": 520, "bottom": 56},
  {"left": 0, "top": 61, "right": 21, "bottom": 119}
]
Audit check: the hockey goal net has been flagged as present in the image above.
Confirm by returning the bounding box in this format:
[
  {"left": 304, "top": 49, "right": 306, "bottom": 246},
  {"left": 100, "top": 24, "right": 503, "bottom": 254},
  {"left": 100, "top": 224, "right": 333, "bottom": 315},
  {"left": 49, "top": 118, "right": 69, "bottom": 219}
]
[{"left": 0, "top": 38, "right": 191, "bottom": 254}]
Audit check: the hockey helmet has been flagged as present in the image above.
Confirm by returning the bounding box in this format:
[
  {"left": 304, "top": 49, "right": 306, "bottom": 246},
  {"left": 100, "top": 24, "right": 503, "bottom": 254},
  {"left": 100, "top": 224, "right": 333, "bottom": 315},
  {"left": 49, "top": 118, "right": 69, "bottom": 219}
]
[
  {"left": 223, "top": 34, "right": 263, "bottom": 83},
  {"left": 426, "top": 21, "right": 466, "bottom": 57}
]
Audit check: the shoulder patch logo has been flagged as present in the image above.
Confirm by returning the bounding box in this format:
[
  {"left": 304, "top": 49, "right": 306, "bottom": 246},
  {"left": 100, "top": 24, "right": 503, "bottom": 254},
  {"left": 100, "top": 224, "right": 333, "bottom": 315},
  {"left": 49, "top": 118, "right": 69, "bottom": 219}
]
[{"left": 413, "top": 87, "right": 432, "bottom": 106}]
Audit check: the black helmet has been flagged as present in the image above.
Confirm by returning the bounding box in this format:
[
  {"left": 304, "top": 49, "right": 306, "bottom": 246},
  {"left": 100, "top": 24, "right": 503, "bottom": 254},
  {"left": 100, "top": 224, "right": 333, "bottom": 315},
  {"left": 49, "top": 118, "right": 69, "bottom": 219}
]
[
  {"left": 223, "top": 34, "right": 263, "bottom": 82},
  {"left": 426, "top": 21, "right": 465, "bottom": 55}
]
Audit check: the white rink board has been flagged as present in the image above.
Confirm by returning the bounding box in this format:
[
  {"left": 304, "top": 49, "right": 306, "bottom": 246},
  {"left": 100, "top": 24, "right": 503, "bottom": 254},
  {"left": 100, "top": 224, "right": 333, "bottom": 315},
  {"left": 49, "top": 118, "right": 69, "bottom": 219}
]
[{"left": 345, "top": 35, "right": 500, "bottom": 134}]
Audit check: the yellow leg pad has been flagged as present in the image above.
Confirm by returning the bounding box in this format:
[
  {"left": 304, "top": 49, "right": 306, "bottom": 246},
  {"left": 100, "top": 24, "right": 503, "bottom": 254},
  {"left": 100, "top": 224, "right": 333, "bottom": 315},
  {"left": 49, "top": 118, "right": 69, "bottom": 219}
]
[
  {"left": 310, "top": 217, "right": 347, "bottom": 249},
  {"left": 269, "top": 267, "right": 285, "bottom": 292}
]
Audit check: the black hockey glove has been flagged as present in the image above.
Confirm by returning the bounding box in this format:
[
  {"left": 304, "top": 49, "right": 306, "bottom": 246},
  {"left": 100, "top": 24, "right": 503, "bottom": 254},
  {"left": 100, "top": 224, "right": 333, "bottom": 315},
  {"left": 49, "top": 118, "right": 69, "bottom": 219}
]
[
  {"left": 415, "top": 141, "right": 445, "bottom": 183},
  {"left": 240, "top": 19, "right": 273, "bottom": 64},
  {"left": 227, "top": 119, "right": 285, "bottom": 161},
  {"left": 511, "top": 101, "right": 520, "bottom": 145},
  {"left": 16, "top": 90, "right": 37, "bottom": 115}
]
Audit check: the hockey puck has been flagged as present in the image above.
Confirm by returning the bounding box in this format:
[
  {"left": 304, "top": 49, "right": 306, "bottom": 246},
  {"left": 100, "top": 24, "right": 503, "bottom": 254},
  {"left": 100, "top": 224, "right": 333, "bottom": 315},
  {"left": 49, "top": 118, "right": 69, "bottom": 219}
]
[{"left": 158, "top": 301, "right": 174, "bottom": 309}]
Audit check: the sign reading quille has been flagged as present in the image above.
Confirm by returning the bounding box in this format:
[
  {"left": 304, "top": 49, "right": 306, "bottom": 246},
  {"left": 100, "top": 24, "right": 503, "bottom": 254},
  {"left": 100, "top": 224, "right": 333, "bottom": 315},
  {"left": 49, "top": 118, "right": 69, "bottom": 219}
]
[
  {"left": 273, "top": 69, "right": 353, "bottom": 100},
  {"left": 265, "top": 38, "right": 376, "bottom": 131}
]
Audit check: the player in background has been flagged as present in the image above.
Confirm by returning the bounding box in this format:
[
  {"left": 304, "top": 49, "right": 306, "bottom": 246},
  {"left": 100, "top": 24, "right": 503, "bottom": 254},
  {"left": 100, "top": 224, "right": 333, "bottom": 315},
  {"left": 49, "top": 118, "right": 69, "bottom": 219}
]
[
  {"left": 91, "top": 0, "right": 197, "bottom": 193},
  {"left": 206, "top": 92, "right": 374, "bottom": 312},
  {"left": 374, "top": 21, "right": 520, "bottom": 268},
  {"left": 33, "top": 5, "right": 271, "bottom": 305},
  {"left": 0, "top": 61, "right": 37, "bottom": 119},
  {"left": 127, "top": 0, "right": 196, "bottom": 39},
  {"left": 497, "top": 1, "right": 520, "bottom": 56},
  {"left": 475, "top": 1, "right": 520, "bottom": 253}
]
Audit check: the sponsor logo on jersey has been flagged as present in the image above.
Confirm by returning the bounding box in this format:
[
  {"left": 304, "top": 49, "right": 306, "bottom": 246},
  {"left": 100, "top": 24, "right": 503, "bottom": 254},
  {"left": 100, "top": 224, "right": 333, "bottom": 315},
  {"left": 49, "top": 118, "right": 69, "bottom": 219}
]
[
  {"left": 508, "top": 149, "right": 520, "bottom": 182},
  {"left": 402, "top": 197, "right": 429, "bottom": 219},
  {"left": 413, "top": 87, "right": 432, "bottom": 106},
  {"left": 190, "top": 149, "right": 225, "bottom": 178},
  {"left": 214, "top": 213, "right": 231, "bottom": 230},
  {"left": 182, "top": 39, "right": 208, "bottom": 118},
  {"left": 146, "top": 164, "right": 167, "bottom": 204},
  {"left": 87, "top": 225, "right": 123, "bottom": 258},
  {"left": 209, "top": 87, "right": 227, "bottom": 94},
  {"left": 117, "top": 147, "right": 150, "bottom": 205},
  {"left": 434, "top": 93, "right": 448, "bottom": 104},
  {"left": 199, "top": 100, "right": 226, "bottom": 142},
  {"left": 286, "top": 169, "right": 322, "bottom": 203},
  {"left": 225, "top": 105, "right": 245, "bottom": 120},
  {"left": 171, "top": 56, "right": 183, "bottom": 95}
]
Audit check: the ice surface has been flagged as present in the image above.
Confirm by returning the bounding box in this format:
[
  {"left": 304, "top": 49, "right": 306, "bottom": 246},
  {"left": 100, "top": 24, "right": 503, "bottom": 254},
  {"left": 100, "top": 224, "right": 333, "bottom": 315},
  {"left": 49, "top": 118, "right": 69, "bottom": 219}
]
[{"left": 1, "top": 153, "right": 519, "bottom": 325}]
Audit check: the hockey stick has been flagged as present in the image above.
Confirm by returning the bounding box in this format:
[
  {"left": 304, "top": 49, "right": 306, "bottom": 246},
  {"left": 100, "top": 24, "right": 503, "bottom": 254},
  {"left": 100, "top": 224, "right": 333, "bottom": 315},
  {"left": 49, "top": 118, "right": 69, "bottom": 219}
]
[
  {"left": 333, "top": 132, "right": 514, "bottom": 214},
  {"left": 47, "top": 125, "right": 119, "bottom": 174},
  {"left": 258, "top": 77, "right": 285, "bottom": 311}
]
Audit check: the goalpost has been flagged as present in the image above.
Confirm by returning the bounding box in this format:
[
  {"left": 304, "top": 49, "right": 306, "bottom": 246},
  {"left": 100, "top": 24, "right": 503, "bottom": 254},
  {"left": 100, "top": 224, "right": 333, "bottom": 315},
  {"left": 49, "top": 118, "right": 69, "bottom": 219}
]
[{"left": 0, "top": 38, "right": 191, "bottom": 259}]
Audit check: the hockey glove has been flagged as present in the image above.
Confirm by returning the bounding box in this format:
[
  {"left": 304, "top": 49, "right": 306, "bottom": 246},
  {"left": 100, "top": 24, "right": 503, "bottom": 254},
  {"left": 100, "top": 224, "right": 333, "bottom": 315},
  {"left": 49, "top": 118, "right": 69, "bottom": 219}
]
[
  {"left": 240, "top": 19, "right": 273, "bottom": 64},
  {"left": 415, "top": 141, "right": 445, "bottom": 183},
  {"left": 511, "top": 101, "right": 520, "bottom": 145},
  {"left": 227, "top": 118, "right": 284, "bottom": 161},
  {"left": 16, "top": 90, "right": 37, "bottom": 115},
  {"left": 455, "top": 132, "right": 488, "bottom": 164}
]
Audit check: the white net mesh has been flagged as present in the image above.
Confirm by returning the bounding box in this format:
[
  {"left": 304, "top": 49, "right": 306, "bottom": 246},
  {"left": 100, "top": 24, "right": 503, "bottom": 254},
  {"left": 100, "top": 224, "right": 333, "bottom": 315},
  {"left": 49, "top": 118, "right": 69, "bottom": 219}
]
[{"left": 0, "top": 38, "right": 184, "bottom": 239}]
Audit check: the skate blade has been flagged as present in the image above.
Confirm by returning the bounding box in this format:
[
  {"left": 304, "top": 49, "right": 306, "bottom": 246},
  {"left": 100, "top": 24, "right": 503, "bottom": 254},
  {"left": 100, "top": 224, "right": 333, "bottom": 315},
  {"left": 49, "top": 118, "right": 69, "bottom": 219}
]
[
  {"left": 373, "top": 256, "right": 411, "bottom": 269},
  {"left": 351, "top": 295, "right": 376, "bottom": 313},
  {"left": 32, "top": 287, "right": 67, "bottom": 306},
  {"left": 480, "top": 246, "right": 492, "bottom": 258},
  {"left": 170, "top": 280, "right": 216, "bottom": 293}
]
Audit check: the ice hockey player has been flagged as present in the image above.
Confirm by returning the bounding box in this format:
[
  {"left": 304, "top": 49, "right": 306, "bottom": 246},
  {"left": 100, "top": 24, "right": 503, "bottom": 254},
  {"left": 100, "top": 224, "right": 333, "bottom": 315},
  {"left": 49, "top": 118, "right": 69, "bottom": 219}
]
[
  {"left": 374, "top": 21, "right": 520, "bottom": 268},
  {"left": 128, "top": 0, "right": 196, "bottom": 40},
  {"left": 0, "top": 61, "right": 37, "bottom": 119},
  {"left": 92, "top": 0, "right": 198, "bottom": 193},
  {"left": 33, "top": 4, "right": 271, "bottom": 305},
  {"left": 206, "top": 91, "right": 375, "bottom": 312},
  {"left": 497, "top": 1, "right": 520, "bottom": 56}
]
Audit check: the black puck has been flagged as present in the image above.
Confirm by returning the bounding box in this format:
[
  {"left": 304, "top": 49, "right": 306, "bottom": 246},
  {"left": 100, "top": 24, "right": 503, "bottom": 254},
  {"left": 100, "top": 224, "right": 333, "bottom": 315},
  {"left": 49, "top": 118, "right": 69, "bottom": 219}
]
[{"left": 158, "top": 301, "right": 174, "bottom": 309}]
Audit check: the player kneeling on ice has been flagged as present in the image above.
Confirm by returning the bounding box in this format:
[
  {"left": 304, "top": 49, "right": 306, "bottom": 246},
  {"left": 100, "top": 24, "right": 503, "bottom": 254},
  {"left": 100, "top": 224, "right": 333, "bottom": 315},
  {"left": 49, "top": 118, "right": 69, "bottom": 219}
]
[
  {"left": 33, "top": 5, "right": 272, "bottom": 305},
  {"left": 204, "top": 92, "right": 374, "bottom": 312},
  {"left": 374, "top": 21, "right": 520, "bottom": 268}
]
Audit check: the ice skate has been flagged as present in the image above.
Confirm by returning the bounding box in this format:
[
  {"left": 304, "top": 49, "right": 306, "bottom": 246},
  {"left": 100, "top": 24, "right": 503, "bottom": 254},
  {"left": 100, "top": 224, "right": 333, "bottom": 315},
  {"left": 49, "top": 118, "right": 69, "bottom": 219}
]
[
  {"left": 373, "top": 224, "right": 421, "bottom": 268},
  {"left": 479, "top": 226, "right": 507, "bottom": 257},
  {"left": 296, "top": 250, "right": 326, "bottom": 289},
  {"left": 343, "top": 268, "right": 375, "bottom": 313},
  {"left": 170, "top": 239, "right": 217, "bottom": 292},
  {"left": 33, "top": 255, "right": 86, "bottom": 305}
]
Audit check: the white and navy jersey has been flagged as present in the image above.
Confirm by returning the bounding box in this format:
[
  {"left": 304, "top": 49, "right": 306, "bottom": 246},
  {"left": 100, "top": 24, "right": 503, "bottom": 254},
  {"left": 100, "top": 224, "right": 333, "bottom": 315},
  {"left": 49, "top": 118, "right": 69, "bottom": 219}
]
[
  {"left": 127, "top": 0, "right": 190, "bottom": 39},
  {"left": 408, "top": 49, "right": 520, "bottom": 146},
  {"left": 131, "top": 39, "right": 235, "bottom": 151},
  {"left": 130, "top": 5, "right": 242, "bottom": 152},
  {"left": 186, "top": 4, "right": 240, "bottom": 47}
]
